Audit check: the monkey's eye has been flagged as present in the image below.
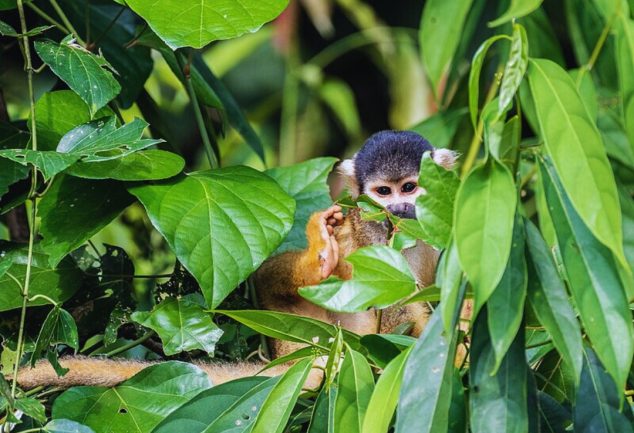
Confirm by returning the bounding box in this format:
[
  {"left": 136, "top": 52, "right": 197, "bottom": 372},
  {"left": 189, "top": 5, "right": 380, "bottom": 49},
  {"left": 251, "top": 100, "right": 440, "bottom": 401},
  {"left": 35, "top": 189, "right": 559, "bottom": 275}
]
[
  {"left": 401, "top": 182, "right": 417, "bottom": 193},
  {"left": 376, "top": 186, "right": 392, "bottom": 196}
]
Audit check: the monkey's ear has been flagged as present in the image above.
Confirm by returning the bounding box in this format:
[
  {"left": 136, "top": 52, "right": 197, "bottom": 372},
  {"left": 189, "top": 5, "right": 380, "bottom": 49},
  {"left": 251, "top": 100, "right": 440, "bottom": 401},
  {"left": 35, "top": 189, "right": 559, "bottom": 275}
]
[
  {"left": 432, "top": 148, "right": 459, "bottom": 170},
  {"left": 338, "top": 158, "right": 360, "bottom": 198}
]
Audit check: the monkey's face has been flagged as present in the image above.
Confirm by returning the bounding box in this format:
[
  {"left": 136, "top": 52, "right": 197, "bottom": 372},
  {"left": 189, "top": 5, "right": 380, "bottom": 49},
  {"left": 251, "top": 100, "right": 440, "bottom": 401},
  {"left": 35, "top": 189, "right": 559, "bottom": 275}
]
[{"left": 363, "top": 175, "right": 424, "bottom": 219}]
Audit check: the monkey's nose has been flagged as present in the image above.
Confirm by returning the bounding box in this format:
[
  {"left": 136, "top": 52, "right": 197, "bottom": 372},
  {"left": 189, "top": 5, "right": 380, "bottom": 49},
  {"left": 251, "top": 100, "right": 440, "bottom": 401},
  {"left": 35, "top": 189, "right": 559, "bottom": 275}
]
[{"left": 386, "top": 203, "right": 416, "bottom": 219}]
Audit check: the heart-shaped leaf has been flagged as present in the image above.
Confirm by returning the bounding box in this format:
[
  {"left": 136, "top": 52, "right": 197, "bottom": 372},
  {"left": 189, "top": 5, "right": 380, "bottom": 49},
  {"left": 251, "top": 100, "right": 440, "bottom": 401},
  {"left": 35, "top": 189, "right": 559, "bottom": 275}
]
[
  {"left": 35, "top": 38, "right": 121, "bottom": 116},
  {"left": 51, "top": 362, "right": 211, "bottom": 433},
  {"left": 131, "top": 294, "right": 223, "bottom": 356},
  {"left": 129, "top": 167, "right": 295, "bottom": 308},
  {"left": 299, "top": 245, "right": 418, "bottom": 313},
  {"left": 126, "top": 0, "right": 289, "bottom": 49}
]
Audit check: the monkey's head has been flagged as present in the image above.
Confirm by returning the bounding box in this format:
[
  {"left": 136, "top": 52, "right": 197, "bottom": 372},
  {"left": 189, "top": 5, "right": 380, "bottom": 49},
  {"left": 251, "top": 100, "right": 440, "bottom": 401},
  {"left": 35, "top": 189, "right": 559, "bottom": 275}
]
[{"left": 339, "top": 130, "right": 457, "bottom": 219}]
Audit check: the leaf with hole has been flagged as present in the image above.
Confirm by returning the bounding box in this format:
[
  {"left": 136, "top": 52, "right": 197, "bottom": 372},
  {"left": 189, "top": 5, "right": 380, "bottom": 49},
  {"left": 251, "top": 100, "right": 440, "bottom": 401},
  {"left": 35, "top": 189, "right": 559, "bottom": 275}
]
[
  {"left": 129, "top": 167, "right": 294, "bottom": 308},
  {"left": 35, "top": 38, "right": 121, "bottom": 116},
  {"left": 52, "top": 362, "right": 211, "bottom": 433},
  {"left": 66, "top": 150, "right": 184, "bottom": 181}
]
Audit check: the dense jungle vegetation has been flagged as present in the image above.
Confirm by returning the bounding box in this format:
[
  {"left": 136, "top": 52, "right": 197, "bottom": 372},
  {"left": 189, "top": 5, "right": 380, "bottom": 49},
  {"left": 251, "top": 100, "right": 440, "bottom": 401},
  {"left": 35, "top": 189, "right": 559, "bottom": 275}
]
[{"left": 1, "top": 0, "right": 634, "bottom": 432}]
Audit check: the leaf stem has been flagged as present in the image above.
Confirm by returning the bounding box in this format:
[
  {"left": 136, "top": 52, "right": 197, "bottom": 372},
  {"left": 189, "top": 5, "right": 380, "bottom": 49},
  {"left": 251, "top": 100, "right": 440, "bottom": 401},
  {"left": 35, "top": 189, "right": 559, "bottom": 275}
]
[
  {"left": 103, "top": 331, "right": 155, "bottom": 357},
  {"left": 576, "top": 6, "right": 619, "bottom": 87},
  {"left": 91, "top": 6, "right": 125, "bottom": 48},
  {"left": 461, "top": 65, "right": 504, "bottom": 177},
  {"left": 27, "top": 294, "right": 58, "bottom": 305},
  {"left": 177, "top": 51, "right": 219, "bottom": 169},
  {"left": 49, "top": 0, "right": 85, "bottom": 46},
  {"left": 11, "top": 0, "right": 40, "bottom": 403},
  {"left": 25, "top": 2, "right": 69, "bottom": 34}
]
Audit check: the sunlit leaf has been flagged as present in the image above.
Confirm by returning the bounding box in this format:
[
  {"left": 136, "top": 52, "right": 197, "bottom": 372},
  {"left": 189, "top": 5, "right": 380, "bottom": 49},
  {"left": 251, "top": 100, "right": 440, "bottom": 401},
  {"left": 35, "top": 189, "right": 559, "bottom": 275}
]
[
  {"left": 31, "top": 306, "right": 79, "bottom": 366},
  {"left": 45, "top": 419, "right": 96, "bottom": 433},
  {"left": 528, "top": 58, "right": 626, "bottom": 266},
  {"left": 130, "top": 167, "right": 295, "bottom": 308},
  {"left": 498, "top": 24, "right": 528, "bottom": 115},
  {"left": 469, "top": 35, "right": 507, "bottom": 128},
  {"left": 454, "top": 158, "right": 517, "bottom": 314},
  {"left": 299, "top": 245, "right": 417, "bottom": 312},
  {"left": 251, "top": 358, "right": 313, "bottom": 433},
  {"left": 125, "top": 0, "right": 290, "bottom": 49}
]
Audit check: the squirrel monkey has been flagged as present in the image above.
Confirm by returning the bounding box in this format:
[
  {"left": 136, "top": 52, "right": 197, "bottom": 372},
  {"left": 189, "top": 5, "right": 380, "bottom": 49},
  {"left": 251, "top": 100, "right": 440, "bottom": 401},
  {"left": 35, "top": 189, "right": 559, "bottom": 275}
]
[
  {"left": 254, "top": 130, "right": 457, "bottom": 358},
  {"left": 16, "top": 130, "right": 457, "bottom": 389}
]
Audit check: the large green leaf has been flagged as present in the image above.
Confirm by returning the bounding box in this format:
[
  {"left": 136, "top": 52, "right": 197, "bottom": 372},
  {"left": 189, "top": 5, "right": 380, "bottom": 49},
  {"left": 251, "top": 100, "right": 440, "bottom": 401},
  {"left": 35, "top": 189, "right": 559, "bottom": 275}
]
[
  {"left": 469, "top": 307, "right": 528, "bottom": 433},
  {"left": 395, "top": 312, "right": 457, "bottom": 433},
  {"left": 528, "top": 58, "right": 626, "bottom": 266},
  {"left": 131, "top": 294, "right": 223, "bottom": 356},
  {"left": 266, "top": 157, "right": 338, "bottom": 252},
  {"left": 57, "top": 117, "right": 162, "bottom": 162},
  {"left": 39, "top": 176, "right": 134, "bottom": 267},
  {"left": 66, "top": 150, "right": 185, "bottom": 181},
  {"left": 498, "top": 24, "right": 528, "bottom": 115},
  {"left": 126, "top": 0, "right": 289, "bottom": 49},
  {"left": 34, "top": 38, "right": 121, "bottom": 116},
  {"left": 489, "top": 0, "right": 544, "bottom": 27},
  {"left": 44, "top": 419, "right": 96, "bottom": 433},
  {"left": 415, "top": 153, "right": 460, "bottom": 249},
  {"left": 362, "top": 348, "right": 410, "bottom": 433},
  {"left": 454, "top": 158, "right": 517, "bottom": 313},
  {"left": 215, "top": 310, "right": 362, "bottom": 351},
  {"left": 0, "top": 244, "right": 82, "bottom": 311},
  {"left": 299, "top": 245, "right": 417, "bottom": 313},
  {"left": 251, "top": 358, "right": 313, "bottom": 433},
  {"left": 540, "top": 158, "right": 634, "bottom": 395},
  {"left": 420, "top": 0, "right": 474, "bottom": 98},
  {"left": 525, "top": 219, "right": 583, "bottom": 384},
  {"left": 151, "top": 376, "right": 271, "bottom": 433},
  {"left": 335, "top": 349, "right": 375, "bottom": 432},
  {"left": 129, "top": 167, "right": 294, "bottom": 308},
  {"left": 487, "top": 215, "right": 527, "bottom": 374},
  {"left": 574, "top": 348, "right": 634, "bottom": 433},
  {"left": 52, "top": 362, "right": 211, "bottom": 433},
  {"left": 33, "top": 90, "right": 113, "bottom": 150},
  {"left": 437, "top": 240, "right": 465, "bottom": 335}
]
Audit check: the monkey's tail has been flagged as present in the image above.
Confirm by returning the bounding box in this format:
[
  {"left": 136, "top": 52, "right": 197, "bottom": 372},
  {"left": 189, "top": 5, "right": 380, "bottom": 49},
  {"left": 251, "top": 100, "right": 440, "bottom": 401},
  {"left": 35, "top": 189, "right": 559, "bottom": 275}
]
[{"left": 15, "top": 356, "right": 287, "bottom": 389}]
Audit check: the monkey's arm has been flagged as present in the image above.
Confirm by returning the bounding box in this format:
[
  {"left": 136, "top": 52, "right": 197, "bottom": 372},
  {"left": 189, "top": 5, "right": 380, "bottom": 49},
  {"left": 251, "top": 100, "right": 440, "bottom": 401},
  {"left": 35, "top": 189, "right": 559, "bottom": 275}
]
[{"left": 254, "top": 205, "right": 343, "bottom": 303}]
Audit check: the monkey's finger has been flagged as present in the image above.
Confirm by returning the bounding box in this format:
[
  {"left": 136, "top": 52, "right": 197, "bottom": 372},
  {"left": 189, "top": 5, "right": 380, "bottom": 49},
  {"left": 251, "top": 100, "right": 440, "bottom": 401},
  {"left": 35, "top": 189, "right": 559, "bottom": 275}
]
[
  {"left": 330, "top": 235, "right": 339, "bottom": 264},
  {"left": 327, "top": 225, "right": 334, "bottom": 235},
  {"left": 333, "top": 212, "right": 344, "bottom": 222}
]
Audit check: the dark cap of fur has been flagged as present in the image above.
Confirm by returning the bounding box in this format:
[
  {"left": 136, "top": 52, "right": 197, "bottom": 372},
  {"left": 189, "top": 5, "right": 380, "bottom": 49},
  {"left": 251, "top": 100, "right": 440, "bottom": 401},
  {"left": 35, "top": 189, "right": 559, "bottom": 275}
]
[{"left": 354, "top": 130, "right": 433, "bottom": 190}]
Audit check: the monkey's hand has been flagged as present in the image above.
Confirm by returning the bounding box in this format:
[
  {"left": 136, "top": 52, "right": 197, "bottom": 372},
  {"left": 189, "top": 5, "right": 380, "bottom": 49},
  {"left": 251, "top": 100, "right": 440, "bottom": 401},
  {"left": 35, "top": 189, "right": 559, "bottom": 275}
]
[{"left": 306, "top": 205, "right": 344, "bottom": 279}]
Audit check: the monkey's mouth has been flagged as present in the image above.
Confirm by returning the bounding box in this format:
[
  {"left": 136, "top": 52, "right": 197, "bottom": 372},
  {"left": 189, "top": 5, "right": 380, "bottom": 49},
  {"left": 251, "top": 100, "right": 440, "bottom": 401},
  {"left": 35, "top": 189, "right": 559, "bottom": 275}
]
[{"left": 386, "top": 203, "right": 416, "bottom": 219}]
